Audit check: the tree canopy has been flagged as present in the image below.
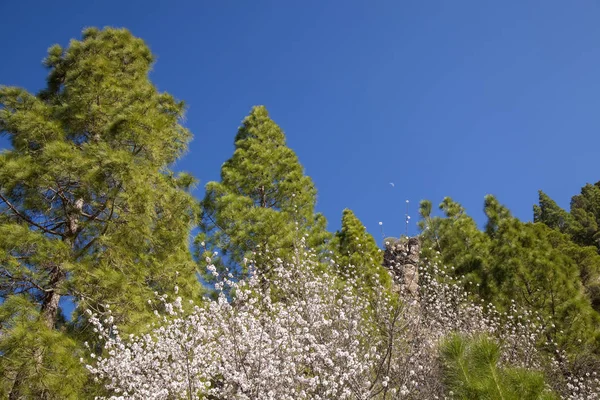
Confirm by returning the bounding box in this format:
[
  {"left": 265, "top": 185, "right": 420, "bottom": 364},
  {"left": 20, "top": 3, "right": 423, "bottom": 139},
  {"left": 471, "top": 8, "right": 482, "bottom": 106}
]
[
  {"left": 0, "top": 27, "right": 202, "bottom": 398},
  {"left": 198, "top": 105, "right": 330, "bottom": 274},
  {"left": 535, "top": 182, "right": 600, "bottom": 252},
  {"left": 419, "top": 195, "right": 600, "bottom": 352},
  {"left": 332, "top": 208, "right": 391, "bottom": 293}
]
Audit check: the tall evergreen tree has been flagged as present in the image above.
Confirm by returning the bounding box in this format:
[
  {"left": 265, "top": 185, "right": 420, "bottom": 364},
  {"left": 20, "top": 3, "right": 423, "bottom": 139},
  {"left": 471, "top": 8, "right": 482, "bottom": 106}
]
[
  {"left": 534, "top": 183, "right": 600, "bottom": 252},
  {"left": 533, "top": 190, "right": 573, "bottom": 233},
  {"left": 332, "top": 208, "right": 391, "bottom": 292},
  {"left": 570, "top": 181, "right": 600, "bottom": 250},
  {"left": 484, "top": 195, "right": 600, "bottom": 350},
  {"left": 198, "top": 106, "right": 330, "bottom": 273},
  {"left": 418, "top": 198, "right": 490, "bottom": 294},
  {"left": 534, "top": 189, "right": 600, "bottom": 312},
  {"left": 0, "top": 28, "right": 202, "bottom": 398},
  {"left": 419, "top": 196, "right": 600, "bottom": 353}
]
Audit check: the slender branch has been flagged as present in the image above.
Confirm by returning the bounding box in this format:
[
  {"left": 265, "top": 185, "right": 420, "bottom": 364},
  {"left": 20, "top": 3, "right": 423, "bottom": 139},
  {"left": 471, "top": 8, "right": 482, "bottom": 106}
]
[
  {"left": 0, "top": 191, "right": 63, "bottom": 237},
  {"left": 1, "top": 270, "right": 48, "bottom": 293},
  {"left": 73, "top": 191, "right": 117, "bottom": 259}
]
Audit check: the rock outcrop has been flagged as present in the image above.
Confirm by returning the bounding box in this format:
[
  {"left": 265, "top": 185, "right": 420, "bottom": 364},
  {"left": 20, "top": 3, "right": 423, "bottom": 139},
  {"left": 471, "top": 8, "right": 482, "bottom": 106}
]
[{"left": 383, "top": 236, "right": 420, "bottom": 298}]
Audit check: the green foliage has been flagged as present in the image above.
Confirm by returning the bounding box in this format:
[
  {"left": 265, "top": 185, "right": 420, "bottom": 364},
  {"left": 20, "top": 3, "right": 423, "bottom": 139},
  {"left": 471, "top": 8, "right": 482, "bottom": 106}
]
[
  {"left": 533, "top": 191, "right": 573, "bottom": 233},
  {"left": 484, "top": 196, "right": 600, "bottom": 350},
  {"left": 199, "top": 105, "right": 331, "bottom": 274},
  {"left": 0, "top": 296, "right": 88, "bottom": 399},
  {"left": 4, "top": 26, "right": 600, "bottom": 398},
  {"left": 440, "top": 334, "right": 558, "bottom": 400},
  {"left": 534, "top": 187, "right": 600, "bottom": 315},
  {"left": 419, "top": 196, "right": 600, "bottom": 353},
  {"left": 0, "top": 27, "right": 202, "bottom": 397},
  {"left": 570, "top": 182, "right": 600, "bottom": 250},
  {"left": 535, "top": 183, "right": 600, "bottom": 251},
  {"left": 418, "top": 198, "right": 490, "bottom": 293},
  {"left": 332, "top": 208, "right": 391, "bottom": 292}
]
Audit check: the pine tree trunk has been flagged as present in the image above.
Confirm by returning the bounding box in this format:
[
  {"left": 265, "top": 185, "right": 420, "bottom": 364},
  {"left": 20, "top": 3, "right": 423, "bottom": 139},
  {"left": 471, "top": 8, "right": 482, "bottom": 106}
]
[
  {"left": 40, "top": 263, "right": 65, "bottom": 329},
  {"left": 39, "top": 203, "right": 78, "bottom": 328},
  {"left": 259, "top": 185, "right": 267, "bottom": 208},
  {"left": 39, "top": 204, "right": 80, "bottom": 328},
  {"left": 10, "top": 209, "right": 78, "bottom": 399}
]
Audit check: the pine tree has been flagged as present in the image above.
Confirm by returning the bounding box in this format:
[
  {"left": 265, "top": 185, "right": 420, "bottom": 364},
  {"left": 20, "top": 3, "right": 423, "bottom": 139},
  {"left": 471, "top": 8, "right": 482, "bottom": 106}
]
[
  {"left": 484, "top": 195, "right": 600, "bottom": 350},
  {"left": 534, "top": 183, "right": 600, "bottom": 252},
  {"left": 0, "top": 27, "right": 202, "bottom": 398},
  {"left": 418, "top": 198, "right": 491, "bottom": 295},
  {"left": 570, "top": 182, "right": 600, "bottom": 250},
  {"left": 419, "top": 196, "right": 600, "bottom": 353},
  {"left": 332, "top": 208, "right": 391, "bottom": 292},
  {"left": 557, "top": 242, "right": 600, "bottom": 312},
  {"left": 440, "top": 333, "right": 558, "bottom": 400},
  {"left": 534, "top": 189, "right": 600, "bottom": 311},
  {"left": 198, "top": 106, "right": 330, "bottom": 274},
  {"left": 533, "top": 190, "right": 573, "bottom": 233}
]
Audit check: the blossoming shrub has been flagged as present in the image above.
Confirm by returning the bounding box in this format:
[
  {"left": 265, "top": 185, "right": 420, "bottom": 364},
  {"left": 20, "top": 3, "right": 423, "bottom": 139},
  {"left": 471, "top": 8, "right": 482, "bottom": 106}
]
[{"left": 86, "top": 251, "right": 596, "bottom": 399}]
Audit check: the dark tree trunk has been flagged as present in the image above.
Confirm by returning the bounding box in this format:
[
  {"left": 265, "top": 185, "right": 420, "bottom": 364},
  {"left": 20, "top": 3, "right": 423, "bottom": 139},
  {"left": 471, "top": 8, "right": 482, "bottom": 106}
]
[{"left": 40, "top": 264, "right": 65, "bottom": 329}]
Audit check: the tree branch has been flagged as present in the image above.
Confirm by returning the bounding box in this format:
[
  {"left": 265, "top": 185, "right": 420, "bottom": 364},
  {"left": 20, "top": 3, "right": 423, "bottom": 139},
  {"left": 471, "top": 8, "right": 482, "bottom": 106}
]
[{"left": 0, "top": 191, "right": 63, "bottom": 237}]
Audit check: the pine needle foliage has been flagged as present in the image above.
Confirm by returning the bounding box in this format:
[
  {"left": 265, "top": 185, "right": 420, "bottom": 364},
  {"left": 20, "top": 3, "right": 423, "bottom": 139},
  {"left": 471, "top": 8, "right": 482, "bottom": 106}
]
[
  {"left": 0, "top": 27, "right": 202, "bottom": 398},
  {"left": 419, "top": 196, "right": 600, "bottom": 353},
  {"left": 535, "top": 183, "right": 600, "bottom": 252},
  {"left": 440, "top": 334, "right": 558, "bottom": 400},
  {"left": 198, "top": 105, "right": 331, "bottom": 275},
  {"left": 332, "top": 208, "right": 391, "bottom": 293}
]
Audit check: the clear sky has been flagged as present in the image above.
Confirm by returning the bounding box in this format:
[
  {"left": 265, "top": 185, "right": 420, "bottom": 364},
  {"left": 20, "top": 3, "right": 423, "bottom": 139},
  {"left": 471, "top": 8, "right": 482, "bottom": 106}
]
[{"left": 1, "top": 0, "right": 599, "bottom": 241}]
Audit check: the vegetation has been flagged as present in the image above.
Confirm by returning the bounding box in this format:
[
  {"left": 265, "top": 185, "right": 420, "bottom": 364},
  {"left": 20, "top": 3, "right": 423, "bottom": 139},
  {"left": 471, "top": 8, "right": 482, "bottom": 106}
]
[
  {"left": 440, "top": 334, "right": 558, "bottom": 400},
  {"left": 1, "top": 27, "right": 600, "bottom": 398},
  {"left": 0, "top": 28, "right": 202, "bottom": 398},
  {"left": 419, "top": 195, "right": 600, "bottom": 354},
  {"left": 535, "top": 184, "right": 600, "bottom": 252},
  {"left": 197, "top": 105, "right": 330, "bottom": 276},
  {"left": 332, "top": 208, "right": 392, "bottom": 294}
]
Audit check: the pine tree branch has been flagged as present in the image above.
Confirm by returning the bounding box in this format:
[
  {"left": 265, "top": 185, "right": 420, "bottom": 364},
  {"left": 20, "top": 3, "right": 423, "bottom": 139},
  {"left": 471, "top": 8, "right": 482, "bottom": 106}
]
[
  {"left": 1, "top": 269, "right": 48, "bottom": 293},
  {"left": 0, "top": 191, "right": 63, "bottom": 237},
  {"left": 74, "top": 190, "right": 118, "bottom": 259}
]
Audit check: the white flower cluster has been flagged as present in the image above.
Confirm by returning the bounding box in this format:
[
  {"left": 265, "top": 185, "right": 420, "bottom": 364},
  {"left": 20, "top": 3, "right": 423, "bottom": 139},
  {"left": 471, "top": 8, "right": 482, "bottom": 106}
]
[
  {"left": 87, "top": 255, "right": 380, "bottom": 399},
  {"left": 548, "top": 348, "right": 600, "bottom": 400},
  {"left": 564, "top": 372, "right": 600, "bottom": 400},
  {"left": 86, "top": 252, "right": 565, "bottom": 399}
]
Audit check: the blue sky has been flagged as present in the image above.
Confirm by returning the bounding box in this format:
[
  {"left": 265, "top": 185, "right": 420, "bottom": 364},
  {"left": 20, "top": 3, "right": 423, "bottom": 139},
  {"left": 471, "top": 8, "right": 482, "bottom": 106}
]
[{"left": 1, "top": 0, "right": 600, "bottom": 241}]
